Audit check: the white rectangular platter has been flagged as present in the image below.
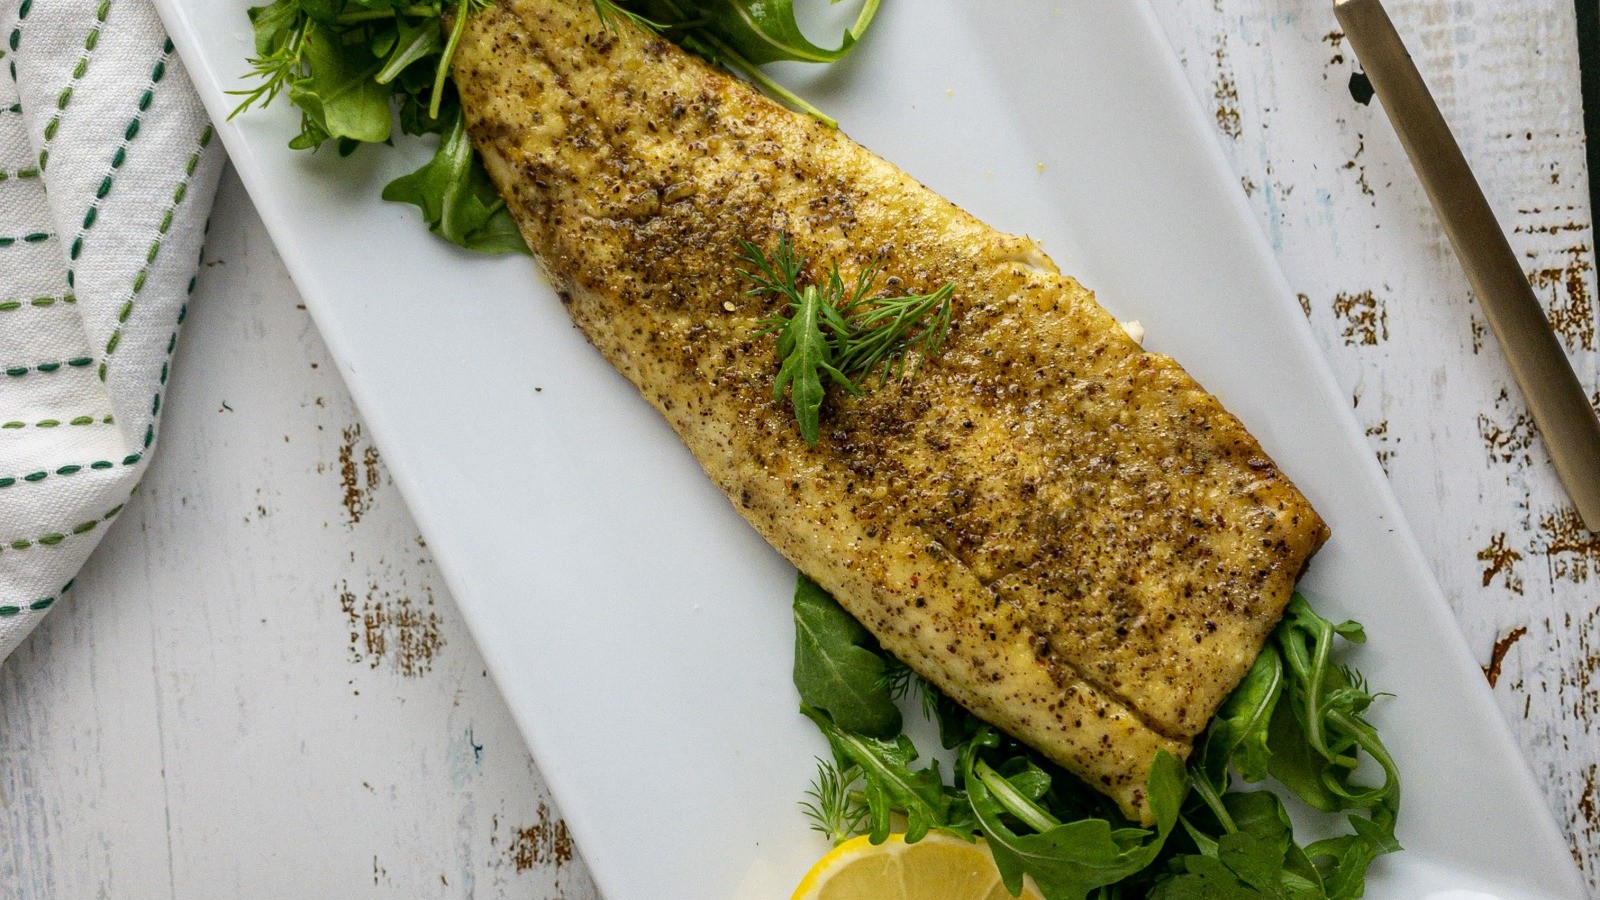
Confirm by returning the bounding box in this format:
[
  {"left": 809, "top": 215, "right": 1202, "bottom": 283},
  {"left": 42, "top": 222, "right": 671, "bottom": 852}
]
[{"left": 153, "top": 0, "right": 1589, "bottom": 896}]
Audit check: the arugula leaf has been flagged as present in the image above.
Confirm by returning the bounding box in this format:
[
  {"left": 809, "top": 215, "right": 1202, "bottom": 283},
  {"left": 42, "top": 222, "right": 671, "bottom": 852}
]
[
  {"left": 789, "top": 584, "right": 1402, "bottom": 899},
  {"left": 430, "top": 0, "right": 484, "bottom": 118},
  {"left": 375, "top": 17, "right": 445, "bottom": 84},
  {"left": 287, "top": 27, "right": 393, "bottom": 147},
  {"left": 963, "top": 730, "right": 1186, "bottom": 900},
  {"left": 235, "top": 1, "right": 523, "bottom": 254},
  {"left": 1224, "top": 791, "right": 1292, "bottom": 855},
  {"left": 1156, "top": 804, "right": 1323, "bottom": 900},
  {"left": 772, "top": 284, "right": 855, "bottom": 445},
  {"left": 996, "top": 756, "right": 1054, "bottom": 805},
  {"left": 1200, "top": 645, "right": 1283, "bottom": 790},
  {"left": 742, "top": 237, "right": 854, "bottom": 444},
  {"left": 604, "top": 0, "right": 882, "bottom": 124},
  {"left": 1224, "top": 792, "right": 1323, "bottom": 897},
  {"left": 801, "top": 703, "right": 952, "bottom": 843},
  {"left": 1305, "top": 808, "right": 1400, "bottom": 900},
  {"left": 296, "top": 0, "right": 346, "bottom": 26},
  {"left": 791, "top": 574, "right": 902, "bottom": 738},
  {"left": 382, "top": 107, "right": 528, "bottom": 254},
  {"left": 1156, "top": 833, "right": 1327, "bottom": 900},
  {"left": 684, "top": 0, "right": 881, "bottom": 66},
  {"left": 1263, "top": 703, "right": 1340, "bottom": 814},
  {"left": 249, "top": 0, "right": 307, "bottom": 55},
  {"left": 239, "top": 0, "right": 886, "bottom": 256},
  {"left": 1173, "top": 596, "right": 1399, "bottom": 899},
  {"left": 1270, "top": 597, "right": 1398, "bottom": 814},
  {"left": 396, "top": 73, "right": 456, "bottom": 136},
  {"left": 1154, "top": 853, "right": 1267, "bottom": 899}
]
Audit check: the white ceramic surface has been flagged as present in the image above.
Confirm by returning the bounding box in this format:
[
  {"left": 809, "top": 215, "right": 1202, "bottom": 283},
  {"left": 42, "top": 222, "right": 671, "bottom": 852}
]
[{"left": 151, "top": 1, "right": 1589, "bottom": 896}]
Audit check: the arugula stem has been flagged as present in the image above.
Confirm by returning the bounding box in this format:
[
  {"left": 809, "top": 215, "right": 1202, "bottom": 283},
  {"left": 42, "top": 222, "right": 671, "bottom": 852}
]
[
  {"left": 1326, "top": 708, "right": 1401, "bottom": 807},
  {"left": 723, "top": 0, "right": 881, "bottom": 63},
  {"left": 1188, "top": 773, "right": 1237, "bottom": 834},
  {"left": 691, "top": 28, "right": 837, "bottom": 127},
  {"left": 974, "top": 760, "right": 1060, "bottom": 834},
  {"left": 641, "top": 0, "right": 842, "bottom": 126},
  {"left": 846, "top": 0, "right": 883, "bottom": 44},
  {"left": 799, "top": 703, "right": 947, "bottom": 841},
  {"left": 337, "top": 6, "right": 435, "bottom": 24},
  {"left": 1305, "top": 613, "right": 1335, "bottom": 757},
  {"left": 430, "top": 1, "right": 473, "bottom": 120},
  {"left": 1280, "top": 612, "right": 1332, "bottom": 760},
  {"left": 830, "top": 731, "right": 919, "bottom": 800},
  {"left": 435, "top": 109, "right": 470, "bottom": 240}
]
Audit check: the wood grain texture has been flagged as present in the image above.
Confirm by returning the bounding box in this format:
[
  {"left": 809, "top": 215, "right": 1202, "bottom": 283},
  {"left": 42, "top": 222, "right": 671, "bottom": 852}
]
[
  {"left": 1151, "top": 0, "right": 1600, "bottom": 885},
  {"left": 0, "top": 173, "right": 597, "bottom": 898},
  {"left": 1, "top": 2, "right": 1596, "bottom": 894}
]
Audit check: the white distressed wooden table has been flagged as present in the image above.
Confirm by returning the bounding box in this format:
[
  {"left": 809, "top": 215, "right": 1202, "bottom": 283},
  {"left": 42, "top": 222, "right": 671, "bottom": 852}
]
[{"left": 2, "top": 2, "right": 1597, "bottom": 896}]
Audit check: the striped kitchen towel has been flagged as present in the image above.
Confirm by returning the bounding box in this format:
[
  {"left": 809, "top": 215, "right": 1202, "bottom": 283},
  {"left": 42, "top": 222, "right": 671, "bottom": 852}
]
[{"left": 0, "top": 0, "right": 223, "bottom": 659}]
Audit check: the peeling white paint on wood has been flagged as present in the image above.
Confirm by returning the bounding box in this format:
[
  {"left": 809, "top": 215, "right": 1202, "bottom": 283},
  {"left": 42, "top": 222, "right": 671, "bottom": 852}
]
[
  {"left": 1, "top": 3, "right": 1596, "bottom": 895},
  {"left": 0, "top": 173, "right": 597, "bottom": 899},
  {"left": 1153, "top": 0, "right": 1600, "bottom": 885}
]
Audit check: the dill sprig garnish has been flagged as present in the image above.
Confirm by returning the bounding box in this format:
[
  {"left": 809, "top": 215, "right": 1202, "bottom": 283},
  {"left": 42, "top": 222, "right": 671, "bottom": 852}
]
[
  {"left": 738, "top": 235, "right": 955, "bottom": 446},
  {"left": 876, "top": 654, "right": 916, "bottom": 702},
  {"left": 592, "top": 0, "right": 665, "bottom": 32},
  {"left": 801, "top": 758, "right": 870, "bottom": 845},
  {"left": 230, "top": 5, "right": 313, "bottom": 117}
]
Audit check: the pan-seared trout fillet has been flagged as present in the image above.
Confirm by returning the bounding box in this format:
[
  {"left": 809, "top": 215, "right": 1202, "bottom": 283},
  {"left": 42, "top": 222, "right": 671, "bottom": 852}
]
[{"left": 454, "top": 0, "right": 1329, "bottom": 821}]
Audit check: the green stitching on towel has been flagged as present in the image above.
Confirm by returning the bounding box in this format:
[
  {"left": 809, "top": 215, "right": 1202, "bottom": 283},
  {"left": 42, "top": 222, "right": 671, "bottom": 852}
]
[
  {"left": 0, "top": 167, "right": 39, "bottom": 182},
  {"left": 0, "top": 232, "right": 54, "bottom": 248},
  {"left": 68, "top": 37, "right": 178, "bottom": 283},
  {"left": 0, "top": 453, "right": 139, "bottom": 490},
  {"left": 0, "top": 269, "right": 190, "bottom": 499},
  {"left": 36, "top": 1, "right": 111, "bottom": 171},
  {"left": 0, "top": 502, "right": 124, "bottom": 553},
  {"left": 3, "top": 356, "right": 93, "bottom": 377},
  {"left": 132, "top": 274, "right": 197, "bottom": 454},
  {"left": 0, "top": 294, "right": 75, "bottom": 312},
  {"left": 1, "top": 414, "right": 113, "bottom": 430},
  {"left": 98, "top": 123, "right": 210, "bottom": 379},
  {"left": 7, "top": 0, "right": 30, "bottom": 81},
  {"left": 0, "top": 580, "right": 77, "bottom": 618},
  {"left": 0, "top": 292, "right": 190, "bottom": 492},
  {"left": 3, "top": 251, "right": 199, "bottom": 495}
]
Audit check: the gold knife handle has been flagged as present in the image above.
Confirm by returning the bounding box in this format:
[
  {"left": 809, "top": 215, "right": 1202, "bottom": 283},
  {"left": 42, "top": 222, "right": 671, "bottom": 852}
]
[{"left": 1336, "top": 0, "right": 1600, "bottom": 531}]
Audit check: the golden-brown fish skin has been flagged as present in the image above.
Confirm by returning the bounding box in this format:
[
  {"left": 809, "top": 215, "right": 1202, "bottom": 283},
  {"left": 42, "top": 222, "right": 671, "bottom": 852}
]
[{"left": 453, "top": 0, "right": 1330, "bottom": 821}]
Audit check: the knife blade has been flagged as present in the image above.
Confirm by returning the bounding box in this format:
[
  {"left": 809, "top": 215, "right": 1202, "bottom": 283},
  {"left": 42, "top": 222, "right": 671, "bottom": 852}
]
[{"left": 1335, "top": 0, "right": 1600, "bottom": 532}]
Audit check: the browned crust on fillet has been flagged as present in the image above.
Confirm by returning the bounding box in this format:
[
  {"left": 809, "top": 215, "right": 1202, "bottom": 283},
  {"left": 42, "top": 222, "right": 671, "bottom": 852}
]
[{"left": 452, "top": 0, "right": 1330, "bottom": 821}]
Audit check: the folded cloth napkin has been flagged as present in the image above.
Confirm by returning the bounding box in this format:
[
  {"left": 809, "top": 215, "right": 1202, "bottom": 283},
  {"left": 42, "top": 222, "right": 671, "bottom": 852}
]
[{"left": 0, "top": 0, "right": 222, "bottom": 659}]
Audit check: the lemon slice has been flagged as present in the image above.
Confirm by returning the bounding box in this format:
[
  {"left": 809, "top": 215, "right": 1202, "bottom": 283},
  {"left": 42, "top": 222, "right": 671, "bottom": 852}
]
[{"left": 791, "top": 833, "right": 1043, "bottom": 900}]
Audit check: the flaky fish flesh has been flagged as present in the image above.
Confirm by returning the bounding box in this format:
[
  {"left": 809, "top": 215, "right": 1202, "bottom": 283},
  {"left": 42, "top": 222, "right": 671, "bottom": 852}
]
[{"left": 452, "top": 0, "right": 1329, "bottom": 820}]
